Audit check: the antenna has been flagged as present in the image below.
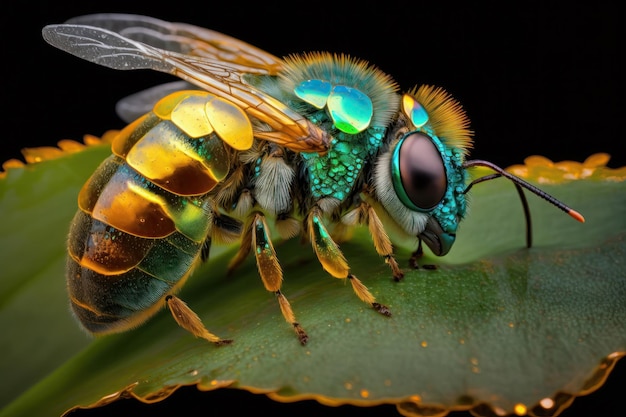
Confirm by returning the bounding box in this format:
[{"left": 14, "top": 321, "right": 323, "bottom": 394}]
[{"left": 463, "top": 159, "right": 585, "bottom": 248}]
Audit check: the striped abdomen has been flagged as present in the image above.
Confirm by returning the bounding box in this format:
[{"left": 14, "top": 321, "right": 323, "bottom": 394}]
[{"left": 66, "top": 91, "right": 252, "bottom": 334}]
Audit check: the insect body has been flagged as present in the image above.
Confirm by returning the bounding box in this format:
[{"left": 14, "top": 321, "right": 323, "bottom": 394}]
[
  {"left": 43, "top": 14, "right": 584, "bottom": 345},
  {"left": 65, "top": 90, "right": 251, "bottom": 343}
]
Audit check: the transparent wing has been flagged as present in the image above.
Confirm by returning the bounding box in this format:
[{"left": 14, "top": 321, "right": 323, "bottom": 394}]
[
  {"left": 41, "top": 14, "right": 329, "bottom": 153},
  {"left": 64, "top": 14, "right": 283, "bottom": 74}
]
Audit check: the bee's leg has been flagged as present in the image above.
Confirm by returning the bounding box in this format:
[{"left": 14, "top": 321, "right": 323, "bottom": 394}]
[
  {"left": 308, "top": 206, "right": 391, "bottom": 317},
  {"left": 166, "top": 295, "right": 233, "bottom": 345},
  {"left": 362, "top": 204, "right": 404, "bottom": 281},
  {"left": 409, "top": 239, "right": 437, "bottom": 270},
  {"left": 341, "top": 203, "right": 403, "bottom": 281},
  {"left": 251, "top": 212, "right": 308, "bottom": 345}
]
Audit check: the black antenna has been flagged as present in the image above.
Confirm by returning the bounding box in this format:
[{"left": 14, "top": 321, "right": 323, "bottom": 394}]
[{"left": 462, "top": 159, "right": 585, "bottom": 248}]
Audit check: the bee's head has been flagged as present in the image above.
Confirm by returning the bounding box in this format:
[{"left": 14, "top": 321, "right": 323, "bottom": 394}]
[
  {"left": 374, "top": 87, "right": 583, "bottom": 256},
  {"left": 374, "top": 87, "right": 472, "bottom": 256}
]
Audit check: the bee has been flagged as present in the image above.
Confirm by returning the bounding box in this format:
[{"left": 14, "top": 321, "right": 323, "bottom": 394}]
[{"left": 42, "top": 14, "right": 584, "bottom": 346}]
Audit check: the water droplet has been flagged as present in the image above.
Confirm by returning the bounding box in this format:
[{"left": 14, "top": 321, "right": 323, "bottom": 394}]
[
  {"left": 514, "top": 403, "right": 527, "bottom": 416},
  {"left": 540, "top": 398, "right": 554, "bottom": 409}
]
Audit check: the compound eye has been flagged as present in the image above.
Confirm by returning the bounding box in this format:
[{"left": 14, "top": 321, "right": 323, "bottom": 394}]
[{"left": 398, "top": 133, "right": 447, "bottom": 210}]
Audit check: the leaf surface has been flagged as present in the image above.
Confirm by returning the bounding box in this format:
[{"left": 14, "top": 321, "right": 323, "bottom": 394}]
[{"left": 0, "top": 146, "right": 624, "bottom": 417}]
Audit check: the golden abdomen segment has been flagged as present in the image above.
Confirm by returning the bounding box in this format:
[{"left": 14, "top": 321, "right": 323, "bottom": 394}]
[
  {"left": 68, "top": 169, "right": 213, "bottom": 333},
  {"left": 78, "top": 155, "right": 214, "bottom": 241},
  {"left": 66, "top": 90, "right": 250, "bottom": 339},
  {"left": 67, "top": 211, "right": 202, "bottom": 334}
]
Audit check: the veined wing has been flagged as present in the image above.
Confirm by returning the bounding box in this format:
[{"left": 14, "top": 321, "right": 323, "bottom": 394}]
[
  {"left": 64, "top": 14, "right": 284, "bottom": 74},
  {"left": 42, "top": 14, "right": 329, "bottom": 153}
]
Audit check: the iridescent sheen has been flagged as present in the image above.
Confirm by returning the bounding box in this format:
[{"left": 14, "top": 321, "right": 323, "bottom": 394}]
[
  {"left": 390, "top": 136, "right": 418, "bottom": 211},
  {"left": 43, "top": 14, "right": 584, "bottom": 348},
  {"left": 46, "top": 15, "right": 485, "bottom": 343},
  {"left": 427, "top": 135, "right": 467, "bottom": 236},
  {"left": 171, "top": 94, "right": 215, "bottom": 138},
  {"left": 294, "top": 79, "right": 332, "bottom": 108},
  {"left": 125, "top": 121, "right": 223, "bottom": 195},
  {"left": 391, "top": 130, "right": 466, "bottom": 235},
  {"left": 203, "top": 95, "right": 254, "bottom": 150},
  {"left": 294, "top": 80, "right": 374, "bottom": 134},
  {"left": 327, "top": 85, "right": 373, "bottom": 134},
  {"left": 301, "top": 117, "right": 384, "bottom": 200},
  {"left": 402, "top": 94, "right": 429, "bottom": 128},
  {"left": 66, "top": 90, "right": 241, "bottom": 334},
  {"left": 156, "top": 90, "right": 254, "bottom": 151}
]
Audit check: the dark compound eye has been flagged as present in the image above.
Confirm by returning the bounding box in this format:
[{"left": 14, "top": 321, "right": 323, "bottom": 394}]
[{"left": 397, "top": 133, "right": 447, "bottom": 210}]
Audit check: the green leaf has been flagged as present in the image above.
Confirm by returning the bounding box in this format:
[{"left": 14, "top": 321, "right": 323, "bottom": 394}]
[{"left": 0, "top": 146, "right": 624, "bottom": 417}]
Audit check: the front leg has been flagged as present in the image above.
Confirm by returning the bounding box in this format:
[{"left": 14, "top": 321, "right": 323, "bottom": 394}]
[
  {"left": 409, "top": 239, "right": 437, "bottom": 270},
  {"left": 340, "top": 201, "right": 404, "bottom": 281},
  {"left": 363, "top": 203, "right": 404, "bottom": 281}
]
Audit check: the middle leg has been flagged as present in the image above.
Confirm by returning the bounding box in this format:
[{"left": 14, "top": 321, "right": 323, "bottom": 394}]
[{"left": 307, "top": 205, "right": 392, "bottom": 317}]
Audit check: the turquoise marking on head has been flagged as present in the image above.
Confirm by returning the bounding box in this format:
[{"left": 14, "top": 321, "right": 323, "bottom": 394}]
[
  {"left": 327, "top": 85, "right": 373, "bottom": 134},
  {"left": 425, "top": 135, "right": 467, "bottom": 235},
  {"left": 402, "top": 94, "right": 429, "bottom": 128},
  {"left": 438, "top": 232, "right": 456, "bottom": 253},
  {"left": 294, "top": 79, "right": 331, "bottom": 108},
  {"left": 294, "top": 80, "right": 373, "bottom": 134}
]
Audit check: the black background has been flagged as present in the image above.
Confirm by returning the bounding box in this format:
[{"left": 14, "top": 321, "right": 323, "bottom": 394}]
[{"left": 3, "top": 1, "right": 624, "bottom": 416}]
